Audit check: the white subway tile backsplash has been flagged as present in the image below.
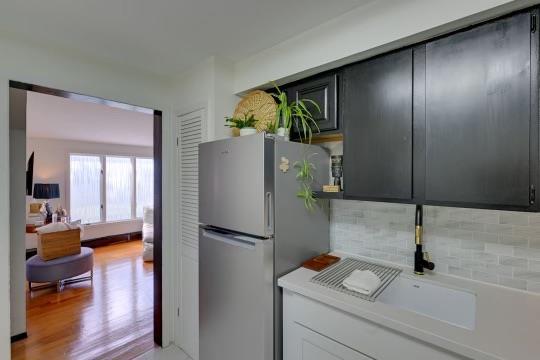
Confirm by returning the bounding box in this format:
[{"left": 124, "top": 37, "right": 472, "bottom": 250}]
[
  {"left": 499, "top": 256, "right": 527, "bottom": 267},
  {"left": 484, "top": 243, "right": 514, "bottom": 256},
  {"left": 472, "top": 252, "right": 498, "bottom": 264},
  {"left": 485, "top": 223, "right": 513, "bottom": 234},
  {"left": 472, "top": 270, "right": 498, "bottom": 285},
  {"left": 499, "top": 234, "right": 528, "bottom": 247},
  {"left": 528, "top": 238, "right": 540, "bottom": 249},
  {"left": 514, "top": 247, "right": 540, "bottom": 259},
  {"left": 330, "top": 200, "right": 540, "bottom": 294},
  {"left": 472, "top": 232, "right": 498, "bottom": 243},
  {"left": 460, "top": 240, "right": 486, "bottom": 251},
  {"left": 499, "top": 212, "right": 529, "bottom": 226},
  {"left": 529, "top": 260, "right": 540, "bottom": 271},
  {"left": 459, "top": 221, "right": 485, "bottom": 232},
  {"left": 448, "top": 266, "right": 472, "bottom": 278}
]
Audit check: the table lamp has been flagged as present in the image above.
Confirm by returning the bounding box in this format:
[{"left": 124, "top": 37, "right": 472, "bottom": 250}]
[{"left": 33, "top": 183, "right": 60, "bottom": 223}]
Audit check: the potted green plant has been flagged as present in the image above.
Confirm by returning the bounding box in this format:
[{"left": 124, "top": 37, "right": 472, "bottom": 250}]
[
  {"left": 271, "top": 83, "right": 321, "bottom": 143},
  {"left": 224, "top": 112, "right": 258, "bottom": 136}
]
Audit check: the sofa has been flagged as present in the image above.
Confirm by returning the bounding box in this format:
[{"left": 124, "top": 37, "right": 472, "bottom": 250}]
[{"left": 142, "top": 207, "right": 154, "bottom": 262}]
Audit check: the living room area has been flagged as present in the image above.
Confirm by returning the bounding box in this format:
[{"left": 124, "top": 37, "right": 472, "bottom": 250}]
[{"left": 10, "top": 86, "right": 158, "bottom": 359}]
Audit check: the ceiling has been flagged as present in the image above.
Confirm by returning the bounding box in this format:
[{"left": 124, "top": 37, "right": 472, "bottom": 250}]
[
  {"left": 27, "top": 91, "right": 154, "bottom": 147},
  {"left": 0, "top": 0, "right": 372, "bottom": 77}
]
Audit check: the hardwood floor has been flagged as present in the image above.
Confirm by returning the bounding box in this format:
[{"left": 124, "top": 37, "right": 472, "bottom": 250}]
[{"left": 12, "top": 241, "right": 155, "bottom": 360}]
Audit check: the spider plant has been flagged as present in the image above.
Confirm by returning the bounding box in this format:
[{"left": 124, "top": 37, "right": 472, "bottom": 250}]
[
  {"left": 271, "top": 82, "right": 321, "bottom": 143},
  {"left": 294, "top": 153, "right": 318, "bottom": 210},
  {"left": 297, "top": 183, "right": 317, "bottom": 211},
  {"left": 294, "top": 156, "right": 315, "bottom": 182}
]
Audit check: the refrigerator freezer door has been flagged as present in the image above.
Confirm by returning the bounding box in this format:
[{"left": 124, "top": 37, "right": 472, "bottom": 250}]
[
  {"left": 199, "top": 227, "right": 274, "bottom": 360},
  {"left": 199, "top": 133, "right": 274, "bottom": 237}
]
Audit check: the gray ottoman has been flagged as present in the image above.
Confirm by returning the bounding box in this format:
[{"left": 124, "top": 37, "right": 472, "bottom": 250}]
[{"left": 27, "top": 247, "right": 94, "bottom": 291}]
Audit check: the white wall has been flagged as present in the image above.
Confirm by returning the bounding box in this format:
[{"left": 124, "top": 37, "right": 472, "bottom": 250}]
[
  {"left": 233, "top": 0, "right": 537, "bottom": 93},
  {"left": 0, "top": 34, "right": 175, "bottom": 356},
  {"left": 9, "top": 89, "right": 27, "bottom": 337},
  {"left": 172, "top": 56, "right": 238, "bottom": 139},
  {"left": 27, "top": 137, "right": 152, "bottom": 240}
]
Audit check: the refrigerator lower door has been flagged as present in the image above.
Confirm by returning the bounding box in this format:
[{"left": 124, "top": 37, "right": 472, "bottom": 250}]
[{"left": 199, "top": 227, "right": 274, "bottom": 360}]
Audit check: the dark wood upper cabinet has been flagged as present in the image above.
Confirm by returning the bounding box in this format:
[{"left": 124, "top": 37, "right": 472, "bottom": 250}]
[
  {"left": 423, "top": 10, "right": 538, "bottom": 209},
  {"left": 280, "top": 7, "right": 539, "bottom": 211},
  {"left": 342, "top": 49, "right": 414, "bottom": 201},
  {"left": 287, "top": 72, "right": 339, "bottom": 136}
]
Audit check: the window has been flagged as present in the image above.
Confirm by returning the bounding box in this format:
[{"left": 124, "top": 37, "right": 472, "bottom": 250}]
[
  {"left": 70, "top": 155, "right": 102, "bottom": 224},
  {"left": 69, "top": 154, "right": 153, "bottom": 224},
  {"left": 136, "top": 158, "right": 154, "bottom": 218},
  {"left": 106, "top": 157, "right": 133, "bottom": 221}
]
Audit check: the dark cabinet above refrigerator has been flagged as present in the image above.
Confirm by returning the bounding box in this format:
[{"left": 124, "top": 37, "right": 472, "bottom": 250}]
[{"left": 284, "top": 71, "right": 339, "bottom": 138}]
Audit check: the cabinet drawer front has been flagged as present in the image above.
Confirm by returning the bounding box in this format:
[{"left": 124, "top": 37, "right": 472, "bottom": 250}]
[
  {"left": 343, "top": 49, "right": 413, "bottom": 201},
  {"left": 425, "top": 11, "right": 533, "bottom": 207}
]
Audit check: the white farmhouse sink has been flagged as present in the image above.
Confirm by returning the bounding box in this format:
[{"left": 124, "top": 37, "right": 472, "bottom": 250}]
[{"left": 378, "top": 275, "right": 476, "bottom": 330}]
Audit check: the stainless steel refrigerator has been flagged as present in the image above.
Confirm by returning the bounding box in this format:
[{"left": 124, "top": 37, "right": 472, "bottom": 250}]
[{"left": 199, "top": 133, "right": 330, "bottom": 360}]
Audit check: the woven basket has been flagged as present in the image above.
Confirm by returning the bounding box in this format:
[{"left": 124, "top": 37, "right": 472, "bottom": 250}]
[
  {"left": 38, "top": 228, "right": 81, "bottom": 261},
  {"left": 232, "top": 90, "right": 277, "bottom": 136}
]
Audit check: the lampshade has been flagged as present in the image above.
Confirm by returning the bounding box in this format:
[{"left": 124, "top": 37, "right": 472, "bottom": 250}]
[{"left": 33, "top": 183, "right": 60, "bottom": 200}]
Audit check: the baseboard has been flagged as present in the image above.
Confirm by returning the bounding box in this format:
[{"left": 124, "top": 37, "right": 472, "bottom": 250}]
[
  {"left": 25, "top": 232, "right": 142, "bottom": 259},
  {"left": 82, "top": 231, "right": 142, "bottom": 248},
  {"left": 11, "top": 332, "right": 27, "bottom": 343}
]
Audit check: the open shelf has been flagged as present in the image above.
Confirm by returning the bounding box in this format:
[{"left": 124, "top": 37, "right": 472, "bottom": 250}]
[
  {"left": 310, "top": 133, "right": 343, "bottom": 144},
  {"left": 314, "top": 191, "right": 344, "bottom": 200}
]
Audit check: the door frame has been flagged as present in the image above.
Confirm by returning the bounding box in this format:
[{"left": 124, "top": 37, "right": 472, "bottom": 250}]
[{"left": 8, "top": 80, "right": 164, "bottom": 346}]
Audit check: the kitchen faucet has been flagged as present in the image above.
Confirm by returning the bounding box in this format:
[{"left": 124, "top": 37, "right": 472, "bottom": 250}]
[{"left": 414, "top": 205, "right": 435, "bottom": 275}]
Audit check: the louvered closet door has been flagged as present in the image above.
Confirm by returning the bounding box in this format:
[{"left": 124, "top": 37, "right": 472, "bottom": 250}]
[
  {"left": 179, "top": 110, "right": 203, "bottom": 249},
  {"left": 177, "top": 108, "right": 205, "bottom": 360}
]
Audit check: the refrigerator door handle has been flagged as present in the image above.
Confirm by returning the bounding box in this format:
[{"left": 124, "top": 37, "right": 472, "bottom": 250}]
[
  {"left": 202, "top": 229, "right": 257, "bottom": 250},
  {"left": 265, "top": 191, "right": 274, "bottom": 235}
]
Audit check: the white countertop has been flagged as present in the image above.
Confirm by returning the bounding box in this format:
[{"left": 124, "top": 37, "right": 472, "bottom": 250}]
[{"left": 278, "top": 252, "right": 540, "bottom": 360}]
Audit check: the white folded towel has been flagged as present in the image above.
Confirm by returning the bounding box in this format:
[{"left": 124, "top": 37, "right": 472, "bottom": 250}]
[
  {"left": 36, "top": 221, "right": 84, "bottom": 237},
  {"left": 342, "top": 270, "right": 381, "bottom": 295}
]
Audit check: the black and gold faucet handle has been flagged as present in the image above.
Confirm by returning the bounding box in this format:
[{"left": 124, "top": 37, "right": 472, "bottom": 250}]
[{"left": 423, "top": 251, "right": 435, "bottom": 271}]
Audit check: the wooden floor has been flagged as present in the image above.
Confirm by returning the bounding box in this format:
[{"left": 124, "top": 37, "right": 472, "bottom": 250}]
[{"left": 12, "top": 241, "right": 155, "bottom": 360}]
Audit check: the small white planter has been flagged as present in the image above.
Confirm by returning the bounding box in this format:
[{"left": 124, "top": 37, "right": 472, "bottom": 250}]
[
  {"left": 276, "top": 127, "right": 290, "bottom": 141},
  {"left": 239, "top": 127, "right": 257, "bottom": 136}
]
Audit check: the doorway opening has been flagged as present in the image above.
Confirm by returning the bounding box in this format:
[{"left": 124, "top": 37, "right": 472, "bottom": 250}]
[{"left": 8, "top": 81, "right": 163, "bottom": 359}]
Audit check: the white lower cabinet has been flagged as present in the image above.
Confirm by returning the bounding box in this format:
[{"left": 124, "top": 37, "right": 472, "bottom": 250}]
[
  {"left": 283, "top": 290, "right": 468, "bottom": 360},
  {"left": 290, "top": 321, "right": 372, "bottom": 360}
]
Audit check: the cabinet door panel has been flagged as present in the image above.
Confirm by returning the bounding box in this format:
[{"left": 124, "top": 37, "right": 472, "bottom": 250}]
[
  {"left": 292, "top": 322, "right": 373, "bottom": 360},
  {"left": 343, "top": 49, "right": 413, "bottom": 200},
  {"left": 425, "top": 12, "right": 532, "bottom": 207},
  {"left": 289, "top": 73, "right": 338, "bottom": 134}
]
